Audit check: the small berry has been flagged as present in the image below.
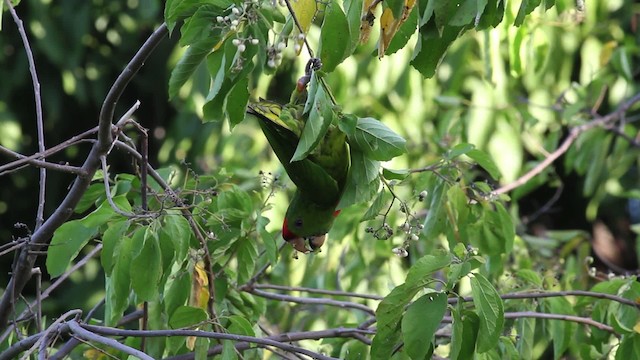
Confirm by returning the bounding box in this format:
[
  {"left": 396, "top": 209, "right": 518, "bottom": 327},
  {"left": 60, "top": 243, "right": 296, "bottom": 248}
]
[
  {"left": 251, "top": 38, "right": 259, "bottom": 45},
  {"left": 238, "top": 44, "right": 246, "bottom": 52},
  {"left": 231, "top": 19, "right": 239, "bottom": 26},
  {"left": 267, "top": 59, "right": 276, "bottom": 68},
  {"left": 410, "top": 234, "right": 419, "bottom": 241},
  {"left": 232, "top": 38, "right": 241, "bottom": 46},
  {"left": 232, "top": 7, "right": 240, "bottom": 15},
  {"left": 392, "top": 247, "right": 408, "bottom": 257},
  {"left": 216, "top": 16, "right": 224, "bottom": 23},
  {"left": 277, "top": 42, "right": 286, "bottom": 51}
]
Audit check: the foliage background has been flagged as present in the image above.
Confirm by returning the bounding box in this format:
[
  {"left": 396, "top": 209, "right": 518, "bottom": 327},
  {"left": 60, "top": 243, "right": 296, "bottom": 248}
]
[{"left": 1, "top": 0, "right": 640, "bottom": 359}]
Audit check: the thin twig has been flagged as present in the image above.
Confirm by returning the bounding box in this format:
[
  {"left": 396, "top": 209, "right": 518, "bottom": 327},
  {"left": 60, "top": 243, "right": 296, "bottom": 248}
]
[
  {"left": 494, "top": 92, "right": 640, "bottom": 195},
  {"left": 99, "top": 155, "right": 149, "bottom": 218},
  {"left": 163, "top": 328, "right": 376, "bottom": 359},
  {"left": 443, "top": 311, "right": 616, "bottom": 334},
  {"left": 253, "top": 283, "right": 383, "bottom": 301},
  {"left": 246, "top": 288, "right": 375, "bottom": 316},
  {"left": 67, "top": 321, "right": 154, "bottom": 360},
  {"left": 0, "top": 146, "right": 85, "bottom": 175},
  {"left": 111, "top": 140, "right": 222, "bottom": 330},
  {"left": 0, "top": 127, "right": 98, "bottom": 175},
  {"left": 449, "top": 289, "right": 640, "bottom": 310},
  {"left": 19, "top": 309, "right": 82, "bottom": 360},
  {"left": 5, "top": 0, "right": 46, "bottom": 229},
  {"left": 282, "top": 0, "right": 315, "bottom": 59},
  {"left": 0, "top": 244, "right": 102, "bottom": 343},
  {"left": 80, "top": 323, "right": 340, "bottom": 360}
]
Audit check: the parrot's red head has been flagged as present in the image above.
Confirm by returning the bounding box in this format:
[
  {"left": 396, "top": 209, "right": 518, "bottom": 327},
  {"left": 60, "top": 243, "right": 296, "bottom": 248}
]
[{"left": 282, "top": 210, "right": 340, "bottom": 253}]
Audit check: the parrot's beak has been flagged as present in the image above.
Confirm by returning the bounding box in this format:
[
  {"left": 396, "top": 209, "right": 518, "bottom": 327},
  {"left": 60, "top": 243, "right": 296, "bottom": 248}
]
[{"left": 288, "top": 234, "right": 326, "bottom": 253}]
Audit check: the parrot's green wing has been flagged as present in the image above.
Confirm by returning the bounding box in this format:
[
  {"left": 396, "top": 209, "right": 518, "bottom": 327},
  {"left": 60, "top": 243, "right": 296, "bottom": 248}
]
[{"left": 247, "top": 102, "right": 346, "bottom": 207}]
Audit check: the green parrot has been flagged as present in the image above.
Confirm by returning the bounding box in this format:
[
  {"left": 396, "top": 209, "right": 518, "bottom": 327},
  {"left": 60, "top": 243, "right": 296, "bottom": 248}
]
[{"left": 247, "top": 61, "right": 350, "bottom": 253}]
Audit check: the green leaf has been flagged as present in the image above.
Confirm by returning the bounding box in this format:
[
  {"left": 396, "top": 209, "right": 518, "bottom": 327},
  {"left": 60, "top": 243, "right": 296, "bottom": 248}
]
[
  {"left": 257, "top": 216, "right": 278, "bottom": 264},
  {"left": 225, "top": 77, "right": 250, "bottom": 129},
  {"left": 494, "top": 202, "right": 514, "bottom": 252},
  {"left": 169, "top": 305, "right": 208, "bottom": 328},
  {"left": 162, "top": 211, "right": 191, "bottom": 264},
  {"left": 470, "top": 273, "right": 504, "bottom": 353},
  {"left": 131, "top": 229, "right": 163, "bottom": 302},
  {"left": 447, "top": 142, "right": 475, "bottom": 159},
  {"left": 74, "top": 183, "right": 105, "bottom": 213},
  {"left": 371, "top": 283, "right": 415, "bottom": 360},
  {"left": 467, "top": 148, "right": 501, "bottom": 180},
  {"left": 338, "top": 149, "right": 380, "bottom": 208},
  {"left": 384, "top": 5, "right": 418, "bottom": 56},
  {"left": 221, "top": 340, "right": 238, "bottom": 360},
  {"left": 515, "top": 0, "right": 542, "bottom": 26},
  {"left": 515, "top": 269, "right": 542, "bottom": 287},
  {"left": 545, "top": 297, "right": 573, "bottom": 358},
  {"left": 101, "top": 220, "right": 129, "bottom": 276},
  {"left": 104, "top": 232, "right": 137, "bottom": 326},
  {"left": 165, "top": 271, "right": 191, "bottom": 319},
  {"left": 402, "top": 292, "right": 447, "bottom": 360},
  {"left": 168, "top": 37, "right": 216, "bottom": 99},
  {"left": 449, "top": 0, "right": 488, "bottom": 26},
  {"left": 47, "top": 220, "right": 98, "bottom": 277},
  {"left": 236, "top": 238, "right": 258, "bottom": 285},
  {"left": 423, "top": 181, "right": 448, "bottom": 238},
  {"left": 361, "top": 189, "right": 391, "bottom": 221},
  {"left": 228, "top": 315, "right": 256, "bottom": 336},
  {"left": 411, "top": 21, "right": 462, "bottom": 78},
  {"left": 179, "top": 5, "right": 224, "bottom": 46},
  {"left": 451, "top": 307, "right": 480, "bottom": 359},
  {"left": 382, "top": 167, "right": 409, "bottom": 180},
  {"left": 386, "top": 0, "right": 405, "bottom": 19},
  {"left": 344, "top": 0, "right": 363, "bottom": 53},
  {"left": 350, "top": 117, "right": 407, "bottom": 161},
  {"left": 405, "top": 250, "right": 452, "bottom": 287},
  {"left": 616, "top": 334, "right": 640, "bottom": 360},
  {"left": 319, "top": 1, "right": 350, "bottom": 72},
  {"left": 291, "top": 86, "right": 334, "bottom": 161}
]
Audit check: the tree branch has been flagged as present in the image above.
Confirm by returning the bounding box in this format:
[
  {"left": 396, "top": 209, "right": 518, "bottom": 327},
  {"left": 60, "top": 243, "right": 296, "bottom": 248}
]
[
  {"left": 80, "top": 323, "right": 340, "bottom": 360},
  {"left": 4, "top": 0, "right": 46, "bottom": 229},
  {"left": 67, "top": 321, "right": 154, "bottom": 360},
  {"left": 163, "top": 328, "right": 375, "bottom": 360},
  {"left": 448, "top": 289, "right": 640, "bottom": 309},
  {"left": 494, "top": 91, "right": 640, "bottom": 195},
  {"left": 252, "top": 283, "right": 383, "bottom": 301},
  {"left": 245, "top": 288, "right": 376, "bottom": 316},
  {"left": 0, "top": 244, "right": 102, "bottom": 343},
  {"left": 0, "top": 23, "right": 168, "bottom": 329},
  {"left": 0, "top": 146, "right": 85, "bottom": 175},
  {"left": 0, "top": 127, "right": 98, "bottom": 175}
]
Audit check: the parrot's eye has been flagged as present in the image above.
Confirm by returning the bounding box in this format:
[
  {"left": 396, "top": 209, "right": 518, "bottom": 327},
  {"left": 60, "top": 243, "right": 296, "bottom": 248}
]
[{"left": 294, "top": 219, "right": 303, "bottom": 228}]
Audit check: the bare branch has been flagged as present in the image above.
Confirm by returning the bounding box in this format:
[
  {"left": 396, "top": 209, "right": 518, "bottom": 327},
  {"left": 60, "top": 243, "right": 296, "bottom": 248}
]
[
  {"left": 67, "top": 321, "right": 154, "bottom": 360},
  {"left": 448, "top": 289, "right": 640, "bottom": 310},
  {"left": 442, "top": 311, "right": 616, "bottom": 334},
  {"left": 252, "top": 283, "right": 383, "bottom": 301},
  {"left": 0, "top": 244, "right": 102, "bottom": 343},
  {"left": 0, "top": 23, "right": 168, "bottom": 329},
  {"left": 112, "top": 140, "right": 221, "bottom": 327},
  {"left": 80, "top": 323, "right": 341, "bottom": 360},
  {"left": 0, "top": 146, "right": 85, "bottom": 175},
  {"left": 4, "top": 0, "right": 46, "bottom": 229},
  {"left": 245, "top": 288, "right": 376, "bottom": 316},
  {"left": 163, "top": 328, "right": 376, "bottom": 360},
  {"left": 19, "top": 309, "right": 81, "bottom": 360},
  {"left": 494, "top": 91, "right": 640, "bottom": 195},
  {"left": 0, "top": 127, "right": 98, "bottom": 175}
]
